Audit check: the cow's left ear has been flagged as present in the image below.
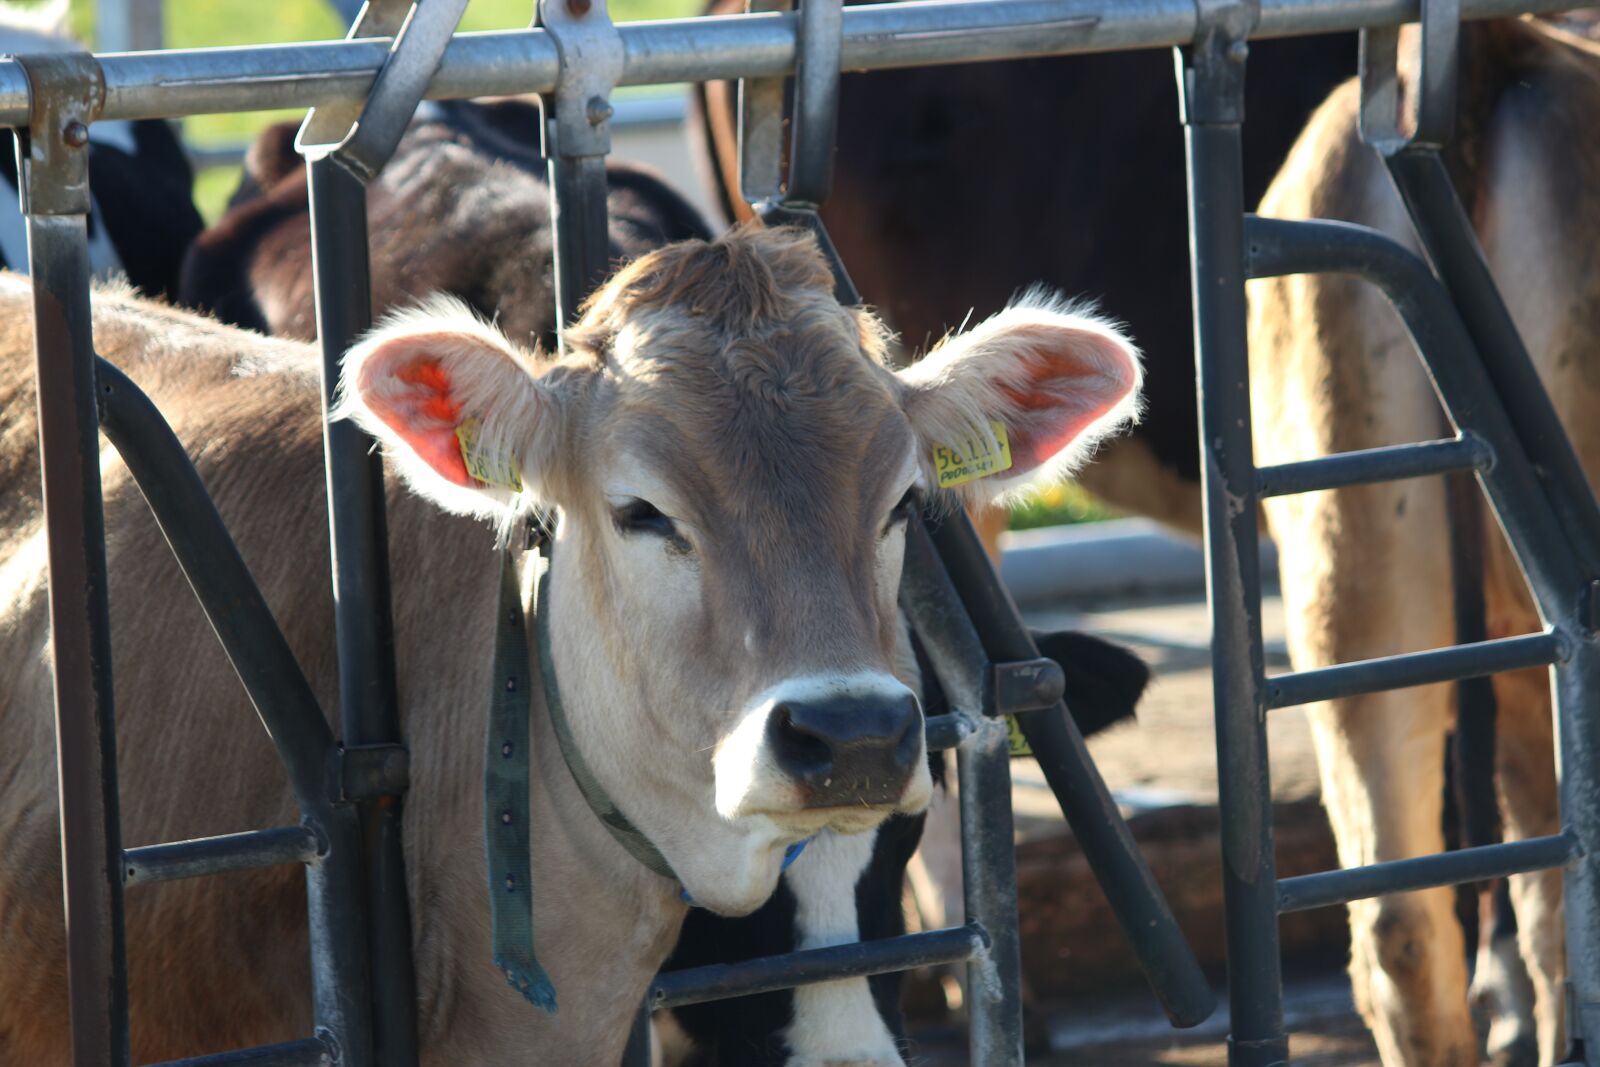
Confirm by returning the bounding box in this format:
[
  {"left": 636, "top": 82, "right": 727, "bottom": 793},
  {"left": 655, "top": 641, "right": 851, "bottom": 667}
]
[
  {"left": 334, "top": 296, "right": 573, "bottom": 520},
  {"left": 896, "top": 294, "right": 1142, "bottom": 505}
]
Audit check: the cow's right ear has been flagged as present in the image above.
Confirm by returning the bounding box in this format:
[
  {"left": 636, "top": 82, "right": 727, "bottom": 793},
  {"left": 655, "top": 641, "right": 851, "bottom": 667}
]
[{"left": 334, "top": 297, "right": 565, "bottom": 520}]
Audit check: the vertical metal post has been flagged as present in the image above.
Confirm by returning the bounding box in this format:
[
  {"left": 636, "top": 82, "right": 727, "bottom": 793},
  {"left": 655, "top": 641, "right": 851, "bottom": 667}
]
[
  {"left": 621, "top": 998, "right": 653, "bottom": 1067},
  {"left": 1177, "top": 6, "right": 1286, "bottom": 1064},
  {"left": 927, "top": 515, "right": 1215, "bottom": 1028},
  {"left": 958, "top": 708, "right": 1025, "bottom": 1065},
  {"left": 32, "top": 214, "right": 130, "bottom": 1067},
  {"left": 547, "top": 150, "right": 613, "bottom": 328},
  {"left": 306, "top": 153, "right": 419, "bottom": 1067},
  {"left": 1555, "top": 640, "right": 1600, "bottom": 1056},
  {"left": 900, "top": 517, "right": 1025, "bottom": 1066},
  {"left": 537, "top": 0, "right": 622, "bottom": 335},
  {"left": 16, "top": 53, "right": 130, "bottom": 1067}
]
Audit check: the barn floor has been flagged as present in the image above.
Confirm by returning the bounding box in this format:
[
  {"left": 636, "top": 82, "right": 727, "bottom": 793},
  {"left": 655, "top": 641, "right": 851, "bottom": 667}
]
[{"left": 904, "top": 586, "right": 1387, "bottom": 1064}]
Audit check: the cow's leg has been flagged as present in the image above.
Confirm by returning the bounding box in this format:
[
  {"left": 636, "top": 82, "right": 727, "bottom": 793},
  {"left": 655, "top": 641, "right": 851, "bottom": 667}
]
[
  {"left": 1271, "top": 471, "right": 1474, "bottom": 1066},
  {"left": 1306, "top": 688, "right": 1473, "bottom": 1067},
  {"left": 1490, "top": 665, "right": 1564, "bottom": 1065},
  {"left": 1470, "top": 879, "right": 1538, "bottom": 1067}
]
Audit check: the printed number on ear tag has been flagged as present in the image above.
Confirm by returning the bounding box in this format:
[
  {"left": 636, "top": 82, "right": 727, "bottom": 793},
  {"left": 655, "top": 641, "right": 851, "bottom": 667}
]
[
  {"left": 457, "top": 418, "right": 523, "bottom": 492},
  {"left": 933, "top": 421, "right": 1013, "bottom": 489},
  {"left": 1006, "top": 715, "right": 1033, "bottom": 758}
]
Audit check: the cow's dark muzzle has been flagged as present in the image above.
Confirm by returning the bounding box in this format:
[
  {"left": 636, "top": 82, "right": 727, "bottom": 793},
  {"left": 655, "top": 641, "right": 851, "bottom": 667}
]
[{"left": 766, "top": 693, "right": 922, "bottom": 807}]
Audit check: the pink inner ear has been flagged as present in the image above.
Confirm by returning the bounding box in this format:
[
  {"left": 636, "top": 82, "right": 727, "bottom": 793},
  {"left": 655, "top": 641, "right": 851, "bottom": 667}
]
[
  {"left": 359, "top": 348, "right": 473, "bottom": 487},
  {"left": 999, "top": 340, "right": 1137, "bottom": 473}
]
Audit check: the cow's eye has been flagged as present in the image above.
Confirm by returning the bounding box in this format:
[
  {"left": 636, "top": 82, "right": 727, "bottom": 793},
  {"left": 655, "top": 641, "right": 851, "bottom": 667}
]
[
  {"left": 885, "top": 487, "right": 921, "bottom": 532},
  {"left": 612, "top": 498, "right": 679, "bottom": 539}
]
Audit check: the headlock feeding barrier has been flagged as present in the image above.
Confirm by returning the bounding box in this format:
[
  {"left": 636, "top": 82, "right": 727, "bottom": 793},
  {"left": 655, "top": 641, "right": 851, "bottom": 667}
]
[{"left": 14, "top": 0, "right": 1600, "bottom": 1063}]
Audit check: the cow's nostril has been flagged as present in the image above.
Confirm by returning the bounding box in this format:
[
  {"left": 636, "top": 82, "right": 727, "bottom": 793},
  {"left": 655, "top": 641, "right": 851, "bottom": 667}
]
[
  {"left": 763, "top": 690, "right": 922, "bottom": 808},
  {"left": 768, "top": 704, "right": 836, "bottom": 781}
]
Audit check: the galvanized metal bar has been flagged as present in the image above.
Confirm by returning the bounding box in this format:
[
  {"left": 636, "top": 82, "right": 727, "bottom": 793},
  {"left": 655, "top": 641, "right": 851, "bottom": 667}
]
[
  {"left": 1553, "top": 639, "right": 1600, "bottom": 1049},
  {"left": 149, "top": 1037, "right": 334, "bottom": 1067},
  {"left": 898, "top": 517, "right": 987, "bottom": 712},
  {"left": 1277, "top": 832, "right": 1576, "bottom": 914},
  {"left": 651, "top": 925, "right": 981, "bottom": 1009},
  {"left": 736, "top": 0, "right": 787, "bottom": 207},
  {"left": 1247, "top": 195, "right": 1600, "bottom": 1061},
  {"left": 0, "top": 0, "right": 1584, "bottom": 127},
  {"left": 123, "top": 827, "right": 322, "bottom": 887},
  {"left": 306, "top": 152, "right": 415, "bottom": 1067},
  {"left": 1358, "top": 0, "right": 1459, "bottom": 152},
  {"left": 538, "top": 0, "right": 623, "bottom": 333},
  {"left": 1178, "top": 12, "right": 1289, "bottom": 1063},
  {"left": 1243, "top": 216, "right": 1592, "bottom": 606},
  {"left": 783, "top": 0, "right": 842, "bottom": 206},
  {"left": 957, "top": 711, "right": 1025, "bottom": 1064},
  {"left": 94, "top": 361, "right": 336, "bottom": 801},
  {"left": 90, "top": 361, "right": 375, "bottom": 1066},
  {"left": 547, "top": 152, "right": 613, "bottom": 329},
  {"left": 924, "top": 710, "right": 982, "bottom": 752},
  {"left": 29, "top": 200, "right": 129, "bottom": 1067},
  {"left": 619, "top": 1000, "right": 652, "bottom": 1067},
  {"left": 297, "top": 0, "right": 471, "bottom": 181},
  {"left": 916, "top": 513, "right": 1216, "bottom": 1029},
  {"left": 17, "top": 48, "right": 128, "bottom": 1067},
  {"left": 1377, "top": 149, "right": 1600, "bottom": 579},
  {"left": 897, "top": 518, "right": 1027, "bottom": 1059},
  {"left": 1266, "top": 632, "right": 1562, "bottom": 710},
  {"left": 1255, "top": 434, "right": 1490, "bottom": 498}
]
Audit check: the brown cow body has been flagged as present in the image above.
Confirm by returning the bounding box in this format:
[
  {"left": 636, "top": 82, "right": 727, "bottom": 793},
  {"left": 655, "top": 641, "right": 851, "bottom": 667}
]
[
  {"left": 0, "top": 281, "right": 678, "bottom": 1064},
  {"left": 1250, "top": 18, "right": 1600, "bottom": 1065},
  {"left": 3, "top": 224, "right": 1143, "bottom": 1063}
]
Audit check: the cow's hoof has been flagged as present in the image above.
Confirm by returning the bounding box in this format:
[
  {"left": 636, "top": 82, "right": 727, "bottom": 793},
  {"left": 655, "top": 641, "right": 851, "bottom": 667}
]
[{"left": 1484, "top": 1037, "right": 1538, "bottom": 1067}]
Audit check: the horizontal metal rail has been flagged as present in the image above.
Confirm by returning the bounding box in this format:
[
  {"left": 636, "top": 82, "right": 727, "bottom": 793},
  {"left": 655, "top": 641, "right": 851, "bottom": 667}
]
[
  {"left": 650, "top": 924, "right": 982, "bottom": 1009},
  {"left": 1266, "top": 631, "right": 1562, "bottom": 709},
  {"left": 149, "top": 1037, "right": 333, "bottom": 1067},
  {"left": 1256, "top": 434, "right": 1492, "bottom": 498},
  {"left": 1278, "top": 832, "right": 1578, "bottom": 914},
  {"left": 0, "top": 0, "right": 1582, "bottom": 126},
  {"left": 123, "top": 827, "right": 321, "bottom": 887}
]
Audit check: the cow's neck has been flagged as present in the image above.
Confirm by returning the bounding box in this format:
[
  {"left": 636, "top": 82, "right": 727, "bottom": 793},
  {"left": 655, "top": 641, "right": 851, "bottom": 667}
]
[{"left": 515, "top": 562, "right": 686, "bottom": 1057}]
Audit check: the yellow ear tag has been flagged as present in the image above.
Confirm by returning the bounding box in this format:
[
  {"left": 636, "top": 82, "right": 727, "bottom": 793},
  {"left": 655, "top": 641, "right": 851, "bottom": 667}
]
[
  {"left": 456, "top": 418, "right": 523, "bottom": 492},
  {"left": 933, "top": 420, "right": 1013, "bottom": 489},
  {"left": 1005, "top": 714, "right": 1034, "bottom": 758}
]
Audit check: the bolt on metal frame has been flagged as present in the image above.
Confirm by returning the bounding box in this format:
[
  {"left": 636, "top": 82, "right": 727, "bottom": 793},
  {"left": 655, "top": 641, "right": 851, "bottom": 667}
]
[{"left": 14, "top": 0, "right": 1600, "bottom": 1064}]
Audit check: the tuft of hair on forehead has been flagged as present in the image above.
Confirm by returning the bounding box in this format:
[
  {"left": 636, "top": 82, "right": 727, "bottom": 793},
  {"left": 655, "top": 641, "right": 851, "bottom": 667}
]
[{"left": 569, "top": 223, "right": 848, "bottom": 349}]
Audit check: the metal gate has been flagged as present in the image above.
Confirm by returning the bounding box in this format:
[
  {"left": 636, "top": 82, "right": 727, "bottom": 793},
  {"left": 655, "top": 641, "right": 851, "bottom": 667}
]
[
  {"left": 1183, "top": 2, "right": 1600, "bottom": 1063},
  {"left": 12, "top": 0, "right": 1599, "bottom": 1064}
]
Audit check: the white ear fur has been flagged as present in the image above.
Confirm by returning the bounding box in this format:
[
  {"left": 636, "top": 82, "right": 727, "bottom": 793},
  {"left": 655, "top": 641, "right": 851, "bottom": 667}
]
[
  {"left": 333, "top": 295, "right": 557, "bottom": 522},
  {"left": 897, "top": 290, "right": 1142, "bottom": 505}
]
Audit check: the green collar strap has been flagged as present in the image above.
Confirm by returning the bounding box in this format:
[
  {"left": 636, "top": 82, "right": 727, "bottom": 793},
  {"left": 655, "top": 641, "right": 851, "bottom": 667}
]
[{"left": 484, "top": 543, "right": 681, "bottom": 1012}]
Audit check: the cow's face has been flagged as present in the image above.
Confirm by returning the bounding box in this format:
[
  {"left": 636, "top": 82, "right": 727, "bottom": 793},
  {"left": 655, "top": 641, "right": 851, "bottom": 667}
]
[{"left": 339, "top": 226, "right": 1140, "bottom": 914}]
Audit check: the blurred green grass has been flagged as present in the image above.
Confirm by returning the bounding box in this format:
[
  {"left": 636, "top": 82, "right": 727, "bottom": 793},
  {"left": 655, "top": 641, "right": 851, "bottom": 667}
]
[
  {"left": 1007, "top": 482, "right": 1114, "bottom": 530},
  {"left": 22, "top": 0, "right": 1107, "bottom": 530}
]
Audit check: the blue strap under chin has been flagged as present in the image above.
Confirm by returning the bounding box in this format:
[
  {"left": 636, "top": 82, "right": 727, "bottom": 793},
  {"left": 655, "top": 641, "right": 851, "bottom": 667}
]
[{"left": 680, "top": 836, "right": 814, "bottom": 907}]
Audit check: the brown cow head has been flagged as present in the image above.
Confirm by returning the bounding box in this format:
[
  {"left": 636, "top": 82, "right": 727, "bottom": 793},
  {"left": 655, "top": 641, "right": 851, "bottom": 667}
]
[{"left": 337, "top": 225, "right": 1140, "bottom": 914}]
